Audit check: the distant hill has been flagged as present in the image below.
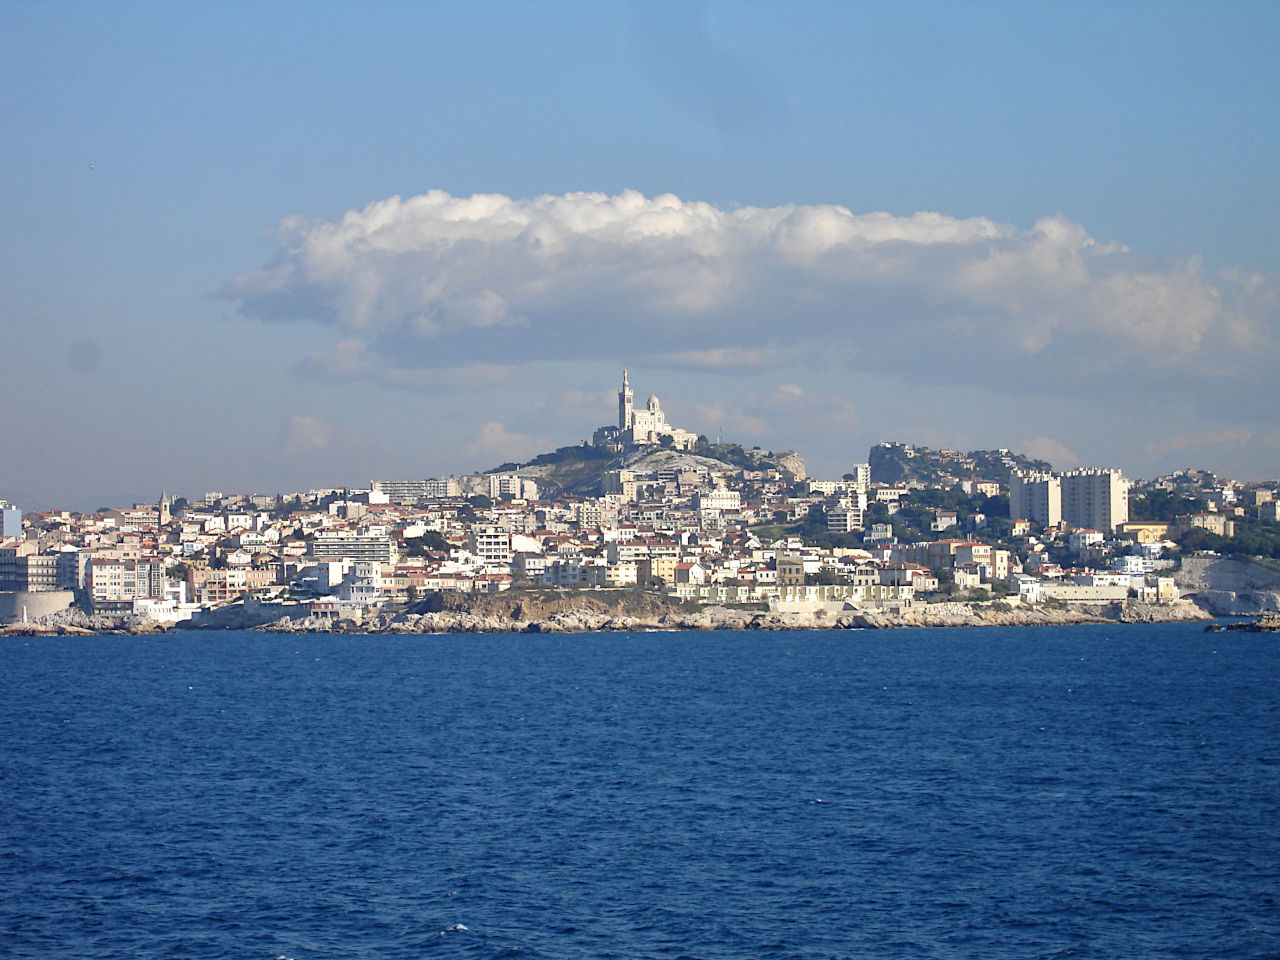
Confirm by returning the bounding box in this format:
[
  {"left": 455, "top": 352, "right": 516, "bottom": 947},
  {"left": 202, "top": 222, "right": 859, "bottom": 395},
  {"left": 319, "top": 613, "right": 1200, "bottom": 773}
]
[
  {"left": 489, "top": 440, "right": 805, "bottom": 497},
  {"left": 868, "top": 442, "right": 1052, "bottom": 486}
]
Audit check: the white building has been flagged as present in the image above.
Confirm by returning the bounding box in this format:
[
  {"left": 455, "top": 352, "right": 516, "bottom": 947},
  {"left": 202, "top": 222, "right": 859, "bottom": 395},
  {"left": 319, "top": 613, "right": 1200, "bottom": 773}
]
[
  {"left": 695, "top": 488, "right": 741, "bottom": 512},
  {"left": 310, "top": 534, "right": 396, "bottom": 564},
  {"left": 467, "top": 527, "right": 513, "bottom": 567},
  {"left": 372, "top": 478, "right": 461, "bottom": 502},
  {"left": 594, "top": 369, "right": 697, "bottom": 450},
  {"left": 1061, "top": 468, "right": 1130, "bottom": 533},
  {"left": 488, "top": 474, "right": 539, "bottom": 500},
  {"left": 1067, "top": 529, "right": 1105, "bottom": 552},
  {"left": 827, "top": 499, "right": 865, "bottom": 533},
  {"left": 542, "top": 556, "right": 606, "bottom": 587},
  {"left": 1009, "top": 467, "right": 1130, "bottom": 533},
  {"left": 0, "top": 500, "right": 21, "bottom": 539},
  {"left": 1009, "top": 471, "right": 1062, "bottom": 527}
]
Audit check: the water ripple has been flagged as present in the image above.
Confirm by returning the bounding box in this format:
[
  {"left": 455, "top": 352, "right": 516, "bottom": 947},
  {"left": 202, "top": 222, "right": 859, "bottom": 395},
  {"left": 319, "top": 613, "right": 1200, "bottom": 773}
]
[{"left": 1, "top": 625, "right": 1277, "bottom": 958}]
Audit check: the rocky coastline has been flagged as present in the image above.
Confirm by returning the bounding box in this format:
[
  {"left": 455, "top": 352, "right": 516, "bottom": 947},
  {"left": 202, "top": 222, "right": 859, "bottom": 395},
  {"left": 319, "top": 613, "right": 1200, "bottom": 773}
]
[
  {"left": 258, "top": 598, "right": 1210, "bottom": 634},
  {"left": 1, "top": 594, "right": 1212, "bottom": 637},
  {"left": 1206, "top": 614, "right": 1280, "bottom": 633}
]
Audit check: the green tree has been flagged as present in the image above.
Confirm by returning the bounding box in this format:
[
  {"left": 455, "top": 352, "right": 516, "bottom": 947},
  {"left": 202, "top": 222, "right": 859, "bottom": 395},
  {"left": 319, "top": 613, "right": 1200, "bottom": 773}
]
[
  {"left": 805, "top": 569, "right": 842, "bottom": 585},
  {"left": 403, "top": 531, "right": 450, "bottom": 556},
  {"left": 1130, "top": 490, "right": 1207, "bottom": 521}
]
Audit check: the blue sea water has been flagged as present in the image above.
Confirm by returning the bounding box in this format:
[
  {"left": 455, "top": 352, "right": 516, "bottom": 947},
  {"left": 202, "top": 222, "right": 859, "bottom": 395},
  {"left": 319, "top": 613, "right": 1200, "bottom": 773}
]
[{"left": 1, "top": 623, "right": 1277, "bottom": 960}]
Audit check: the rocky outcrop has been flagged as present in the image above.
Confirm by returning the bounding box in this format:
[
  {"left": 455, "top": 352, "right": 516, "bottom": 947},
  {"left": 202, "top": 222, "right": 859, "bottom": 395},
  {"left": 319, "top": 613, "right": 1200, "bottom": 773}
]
[
  {"left": 1113, "top": 601, "right": 1212, "bottom": 623},
  {"left": 408, "top": 588, "right": 697, "bottom": 623},
  {"left": 1, "top": 606, "right": 166, "bottom": 636},
  {"left": 1214, "top": 614, "right": 1280, "bottom": 633},
  {"left": 1186, "top": 589, "right": 1280, "bottom": 616},
  {"left": 831, "top": 601, "right": 1208, "bottom": 630},
  {"left": 0, "top": 622, "right": 97, "bottom": 637},
  {"left": 1174, "top": 556, "right": 1280, "bottom": 615},
  {"left": 253, "top": 597, "right": 1211, "bottom": 635},
  {"left": 1177, "top": 556, "right": 1280, "bottom": 592},
  {"left": 2, "top": 590, "right": 1212, "bottom": 637},
  {"left": 774, "top": 453, "right": 806, "bottom": 480}
]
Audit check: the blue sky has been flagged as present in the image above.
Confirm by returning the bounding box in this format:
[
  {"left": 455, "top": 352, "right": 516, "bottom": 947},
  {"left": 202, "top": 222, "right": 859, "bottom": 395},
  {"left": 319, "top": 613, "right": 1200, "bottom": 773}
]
[{"left": 2, "top": 0, "right": 1277, "bottom": 509}]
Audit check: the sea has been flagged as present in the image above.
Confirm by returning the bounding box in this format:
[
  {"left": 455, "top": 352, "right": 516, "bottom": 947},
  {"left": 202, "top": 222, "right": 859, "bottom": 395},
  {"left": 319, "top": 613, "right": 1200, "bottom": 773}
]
[{"left": 1, "top": 623, "right": 1277, "bottom": 960}]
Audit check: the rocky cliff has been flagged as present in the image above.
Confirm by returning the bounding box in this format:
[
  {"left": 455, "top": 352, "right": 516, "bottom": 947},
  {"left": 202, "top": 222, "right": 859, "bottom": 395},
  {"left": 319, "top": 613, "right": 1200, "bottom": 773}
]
[{"left": 1173, "top": 556, "right": 1280, "bottom": 615}]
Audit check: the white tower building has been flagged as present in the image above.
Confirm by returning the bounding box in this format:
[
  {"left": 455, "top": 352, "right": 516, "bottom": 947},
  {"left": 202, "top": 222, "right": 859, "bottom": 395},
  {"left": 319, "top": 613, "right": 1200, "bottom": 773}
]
[
  {"left": 619, "top": 368, "right": 634, "bottom": 431},
  {"left": 1009, "top": 471, "right": 1062, "bottom": 527}
]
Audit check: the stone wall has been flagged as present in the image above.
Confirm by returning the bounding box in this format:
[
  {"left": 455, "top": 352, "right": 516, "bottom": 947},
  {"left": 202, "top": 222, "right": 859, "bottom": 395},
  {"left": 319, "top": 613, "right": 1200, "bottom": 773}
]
[{"left": 0, "top": 590, "right": 75, "bottom": 624}]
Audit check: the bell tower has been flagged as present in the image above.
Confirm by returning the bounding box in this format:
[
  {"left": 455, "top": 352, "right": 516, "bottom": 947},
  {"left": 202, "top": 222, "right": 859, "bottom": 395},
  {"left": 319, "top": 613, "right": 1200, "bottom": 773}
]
[{"left": 618, "top": 368, "right": 634, "bottom": 431}]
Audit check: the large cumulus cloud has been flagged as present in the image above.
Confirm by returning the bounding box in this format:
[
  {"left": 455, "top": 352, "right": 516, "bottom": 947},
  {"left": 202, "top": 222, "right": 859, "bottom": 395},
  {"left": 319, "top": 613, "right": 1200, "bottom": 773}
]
[{"left": 223, "top": 189, "right": 1274, "bottom": 395}]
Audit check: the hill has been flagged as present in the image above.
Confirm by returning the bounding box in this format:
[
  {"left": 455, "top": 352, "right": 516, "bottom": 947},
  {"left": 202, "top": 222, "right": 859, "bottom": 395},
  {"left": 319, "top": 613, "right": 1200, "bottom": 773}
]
[
  {"left": 869, "top": 442, "right": 1052, "bottom": 486},
  {"left": 489, "top": 441, "right": 805, "bottom": 496}
]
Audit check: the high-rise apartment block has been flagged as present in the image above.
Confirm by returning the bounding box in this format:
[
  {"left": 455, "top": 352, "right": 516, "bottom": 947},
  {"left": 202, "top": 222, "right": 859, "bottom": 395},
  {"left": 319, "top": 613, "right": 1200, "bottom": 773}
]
[
  {"left": 1060, "top": 468, "right": 1130, "bottom": 532},
  {"left": 372, "top": 478, "right": 461, "bottom": 502},
  {"left": 1009, "top": 468, "right": 1130, "bottom": 532},
  {"left": 1009, "top": 472, "right": 1061, "bottom": 527},
  {"left": 0, "top": 500, "right": 21, "bottom": 540}
]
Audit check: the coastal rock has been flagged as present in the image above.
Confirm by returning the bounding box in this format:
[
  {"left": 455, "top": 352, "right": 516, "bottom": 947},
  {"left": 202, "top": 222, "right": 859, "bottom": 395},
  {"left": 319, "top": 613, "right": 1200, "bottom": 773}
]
[
  {"left": 15, "top": 590, "right": 1214, "bottom": 637},
  {"left": 0, "top": 622, "right": 96, "bottom": 637},
  {"left": 1187, "top": 589, "right": 1280, "bottom": 617},
  {"left": 1113, "top": 601, "right": 1212, "bottom": 624},
  {"left": 1219, "top": 614, "right": 1280, "bottom": 632}
]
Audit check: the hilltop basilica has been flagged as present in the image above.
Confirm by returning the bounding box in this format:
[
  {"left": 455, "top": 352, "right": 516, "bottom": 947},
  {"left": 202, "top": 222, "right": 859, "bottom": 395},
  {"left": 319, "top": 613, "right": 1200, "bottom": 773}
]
[{"left": 593, "top": 369, "right": 698, "bottom": 452}]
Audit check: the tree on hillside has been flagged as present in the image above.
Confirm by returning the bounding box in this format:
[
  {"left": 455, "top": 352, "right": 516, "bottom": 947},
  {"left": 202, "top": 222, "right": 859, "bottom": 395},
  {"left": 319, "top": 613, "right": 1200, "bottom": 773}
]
[
  {"left": 403, "top": 531, "right": 451, "bottom": 556},
  {"left": 1130, "top": 490, "right": 1207, "bottom": 521}
]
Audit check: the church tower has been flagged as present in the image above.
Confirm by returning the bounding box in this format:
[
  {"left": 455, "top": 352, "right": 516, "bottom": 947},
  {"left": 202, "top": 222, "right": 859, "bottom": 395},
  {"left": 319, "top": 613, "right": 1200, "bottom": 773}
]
[{"left": 618, "top": 368, "right": 634, "bottom": 431}]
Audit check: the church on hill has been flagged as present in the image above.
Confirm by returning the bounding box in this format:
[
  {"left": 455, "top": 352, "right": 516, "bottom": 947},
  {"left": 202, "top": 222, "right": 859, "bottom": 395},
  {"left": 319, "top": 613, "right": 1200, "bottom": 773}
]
[{"left": 593, "top": 369, "right": 698, "bottom": 452}]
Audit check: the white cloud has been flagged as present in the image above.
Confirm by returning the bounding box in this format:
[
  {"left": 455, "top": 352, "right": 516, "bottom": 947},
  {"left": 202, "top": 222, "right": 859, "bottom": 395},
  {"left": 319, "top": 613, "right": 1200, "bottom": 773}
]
[
  {"left": 465, "top": 420, "right": 546, "bottom": 465},
  {"left": 1141, "top": 427, "right": 1257, "bottom": 461},
  {"left": 281, "top": 415, "right": 333, "bottom": 455},
  {"left": 295, "top": 339, "right": 517, "bottom": 391},
  {"left": 1131, "top": 426, "right": 1280, "bottom": 481},
  {"left": 657, "top": 346, "right": 795, "bottom": 370},
  {"left": 224, "top": 189, "right": 1276, "bottom": 405},
  {"left": 674, "top": 385, "right": 858, "bottom": 451},
  {"left": 1018, "top": 435, "right": 1080, "bottom": 470},
  {"left": 686, "top": 401, "right": 769, "bottom": 441}
]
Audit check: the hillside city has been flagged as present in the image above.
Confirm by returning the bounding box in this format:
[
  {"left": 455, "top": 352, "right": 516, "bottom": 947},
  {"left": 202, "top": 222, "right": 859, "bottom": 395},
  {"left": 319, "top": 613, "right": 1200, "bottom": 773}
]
[{"left": 3, "top": 370, "right": 1279, "bottom": 628}]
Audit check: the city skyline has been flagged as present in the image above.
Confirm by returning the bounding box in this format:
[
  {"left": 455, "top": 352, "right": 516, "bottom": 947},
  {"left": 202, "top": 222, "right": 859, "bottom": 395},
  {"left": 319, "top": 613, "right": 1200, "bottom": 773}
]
[{"left": 3, "top": 1, "right": 1277, "bottom": 510}]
